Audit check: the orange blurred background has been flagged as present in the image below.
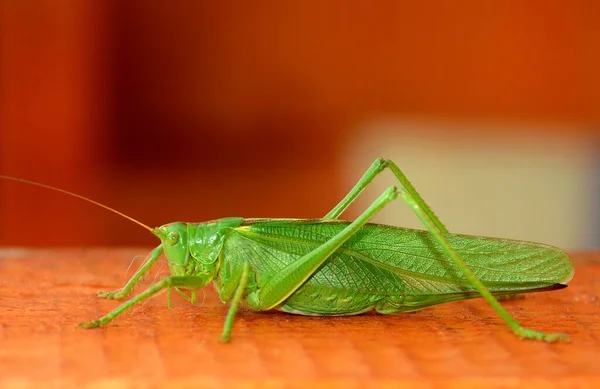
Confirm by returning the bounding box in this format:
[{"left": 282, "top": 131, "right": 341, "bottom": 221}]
[{"left": 1, "top": 1, "right": 598, "bottom": 248}]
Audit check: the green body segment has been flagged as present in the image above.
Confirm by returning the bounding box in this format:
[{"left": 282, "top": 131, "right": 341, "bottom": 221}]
[{"left": 218, "top": 219, "right": 573, "bottom": 316}]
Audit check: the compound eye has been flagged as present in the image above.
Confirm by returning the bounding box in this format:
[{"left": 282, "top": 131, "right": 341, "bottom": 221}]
[{"left": 167, "top": 231, "right": 180, "bottom": 246}]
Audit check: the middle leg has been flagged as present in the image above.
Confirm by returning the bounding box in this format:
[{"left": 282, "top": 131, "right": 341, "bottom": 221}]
[{"left": 80, "top": 275, "right": 207, "bottom": 328}]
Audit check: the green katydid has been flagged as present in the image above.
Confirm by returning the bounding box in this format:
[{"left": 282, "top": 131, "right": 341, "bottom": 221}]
[{"left": 0, "top": 158, "right": 574, "bottom": 342}]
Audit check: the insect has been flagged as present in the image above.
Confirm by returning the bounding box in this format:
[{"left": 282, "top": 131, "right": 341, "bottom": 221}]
[{"left": 0, "top": 158, "right": 574, "bottom": 342}]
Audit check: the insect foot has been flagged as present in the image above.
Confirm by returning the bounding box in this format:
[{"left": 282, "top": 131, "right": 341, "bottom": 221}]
[
  {"left": 219, "top": 333, "right": 232, "bottom": 343},
  {"left": 97, "top": 289, "right": 126, "bottom": 300},
  {"left": 516, "top": 327, "right": 570, "bottom": 343},
  {"left": 79, "top": 320, "right": 102, "bottom": 329}
]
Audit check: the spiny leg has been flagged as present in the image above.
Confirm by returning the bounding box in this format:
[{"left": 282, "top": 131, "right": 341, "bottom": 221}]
[
  {"left": 220, "top": 262, "right": 250, "bottom": 343},
  {"left": 247, "top": 186, "right": 399, "bottom": 311},
  {"left": 325, "top": 158, "right": 448, "bottom": 234},
  {"left": 397, "top": 186, "right": 568, "bottom": 342},
  {"left": 80, "top": 275, "right": 206, "bottom": 328},
  {"left": 98, "top": 245, "right": 163, "bottom": 300}
]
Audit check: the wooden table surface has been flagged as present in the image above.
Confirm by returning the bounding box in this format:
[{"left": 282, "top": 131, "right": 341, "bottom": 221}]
[{"left": 0, "top": 249, "right": 598, "bottom": 388}]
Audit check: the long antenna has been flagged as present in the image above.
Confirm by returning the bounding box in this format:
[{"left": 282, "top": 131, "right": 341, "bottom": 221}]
[{"left": 0, "top": 174, "right": 153, "bottom": 232}]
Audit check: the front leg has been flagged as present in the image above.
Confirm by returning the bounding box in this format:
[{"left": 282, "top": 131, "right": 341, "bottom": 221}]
[
  {"left": 98, "top": 245, "right": 163, "bottom": 300},
  {"left": 80, "top": 275, "right": 206, "bottom": 328}
]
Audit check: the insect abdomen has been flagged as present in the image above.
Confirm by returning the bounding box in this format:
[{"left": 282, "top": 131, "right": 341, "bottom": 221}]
[{"left": 279, "top": 284, "right": 384, "bottom": 316}]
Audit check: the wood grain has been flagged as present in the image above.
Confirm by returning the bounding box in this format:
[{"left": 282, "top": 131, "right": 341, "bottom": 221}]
[{"left": 0, "top": 249, "right": 598, "bottom": 388}]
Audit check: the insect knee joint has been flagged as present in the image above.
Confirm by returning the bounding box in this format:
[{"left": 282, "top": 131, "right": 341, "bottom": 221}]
[
  {"left": 374, "top": 157, "right": 388, "bottom": 172},
  {"left": 384, "top": 186, "right": 400, "bottom": 200}
]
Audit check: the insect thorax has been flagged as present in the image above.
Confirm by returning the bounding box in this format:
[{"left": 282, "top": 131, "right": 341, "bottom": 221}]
[{"left": 186, "top": 217, "right": 244, "bottom": 274}]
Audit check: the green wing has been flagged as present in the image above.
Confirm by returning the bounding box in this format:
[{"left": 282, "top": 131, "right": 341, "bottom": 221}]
[{"left": 231, "top": 219, "right": 573, "bottom": 302}]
